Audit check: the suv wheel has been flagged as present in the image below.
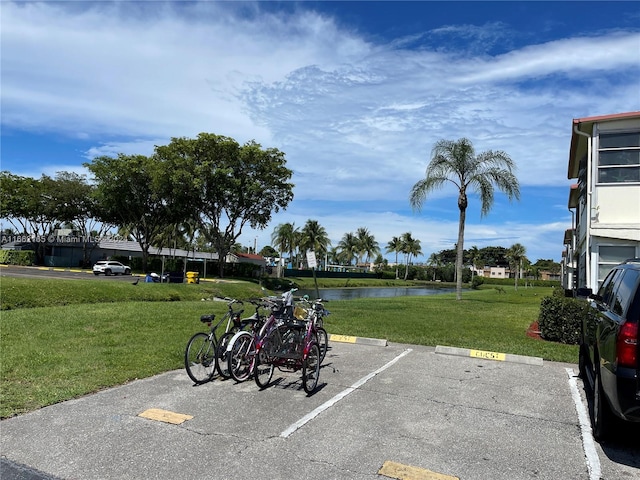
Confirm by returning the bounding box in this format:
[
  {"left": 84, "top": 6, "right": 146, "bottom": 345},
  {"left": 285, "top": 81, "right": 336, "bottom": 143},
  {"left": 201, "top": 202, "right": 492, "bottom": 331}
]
[
  {"left": 105, "top": 269, "right": 112, "bottom": 276},
  {"left": 578, "top": 343, "right": 587, "bottom": 379},
  {"left": 124, "top": 268, "right": 131, "bottom": 275},
  {"left": 593, "top": 366, "right": 614, "bottom": 440}
]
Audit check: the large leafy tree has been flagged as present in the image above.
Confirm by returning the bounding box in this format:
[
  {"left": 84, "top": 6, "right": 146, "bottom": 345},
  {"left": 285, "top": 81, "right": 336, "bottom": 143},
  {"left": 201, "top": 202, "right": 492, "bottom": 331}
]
[
  {"left": 156, "top": 133, "right": 294, "bottom": 277},
  {"left": 0, "top": 172, "right": 62, "bottom": 264},
  {"left": 478, "top": 245, "right": 509, "bottom": 267},
  {"left": 410, "top": 138, "right": 520, "bottom": 300},
  {"left": 85, "top": 154, "right": 180, "bottom": 272},
  {"left": 52, "top": 172, "right": 112, "bottom": 267}
]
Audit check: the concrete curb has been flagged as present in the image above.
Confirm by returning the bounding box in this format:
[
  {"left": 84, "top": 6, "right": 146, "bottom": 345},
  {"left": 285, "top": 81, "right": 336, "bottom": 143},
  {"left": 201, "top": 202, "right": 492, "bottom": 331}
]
[{"left": 435, "top": 345, "right": 543, "bottom": 366}]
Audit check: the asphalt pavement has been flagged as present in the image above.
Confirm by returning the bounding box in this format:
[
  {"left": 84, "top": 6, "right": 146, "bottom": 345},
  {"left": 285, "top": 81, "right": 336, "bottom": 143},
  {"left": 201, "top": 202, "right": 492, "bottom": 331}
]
[{"left": 1, "top": 340, "right": 638, "bottom": 480}]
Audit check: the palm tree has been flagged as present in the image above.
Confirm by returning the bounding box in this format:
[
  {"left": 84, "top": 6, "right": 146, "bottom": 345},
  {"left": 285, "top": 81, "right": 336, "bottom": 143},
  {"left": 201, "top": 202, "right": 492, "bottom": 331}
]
[
  {"left": 400, "top": 232, "right": 422, "bottom": 280},
  {"left": 300, "top": 219, "right": 331, "bottom": 268},
  {"left": 355, "top": 227, "right": 380, "bottom": 269},
  {"left": 467, "top": 245, "right": 483, "bottom": 282},
  {"left": 337, "top": 232, "right": 359, "bottom": 266},
  {"left": 271, "top": 222, "right": 298, "bottom": 271},
  {"left": 327, "top": 247, "right": 341, "bottom": 266},
  {"left": 410, "top": 138, "right": 520, "bottom": 300},
  {"left": 386, "top": 236, "right": 402, "bottom": 279},
  {"left": 506, "top": 243, "right": 527, "bottom": 291},
  {"left": 427, "top": 252, "right": 443, "bottom": 281}
]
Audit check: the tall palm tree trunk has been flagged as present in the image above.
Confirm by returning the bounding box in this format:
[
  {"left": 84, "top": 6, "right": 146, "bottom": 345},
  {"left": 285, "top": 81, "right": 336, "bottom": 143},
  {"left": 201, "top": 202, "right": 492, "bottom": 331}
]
[
  {"left": 456, "top": 207, "right": 466, "bottom": 301},
  {"left": 395, "top": 252, "right": 399, "bottom": 279}
]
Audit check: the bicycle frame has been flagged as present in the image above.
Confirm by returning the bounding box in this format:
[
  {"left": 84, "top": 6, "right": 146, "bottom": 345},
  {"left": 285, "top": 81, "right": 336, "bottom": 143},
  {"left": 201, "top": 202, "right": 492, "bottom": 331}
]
[
  {"left": 255, "top": 306, "right": 317, "bottom": 371},
  {"left": 201, "top": 298, "right": 244, "bottom": 343}
]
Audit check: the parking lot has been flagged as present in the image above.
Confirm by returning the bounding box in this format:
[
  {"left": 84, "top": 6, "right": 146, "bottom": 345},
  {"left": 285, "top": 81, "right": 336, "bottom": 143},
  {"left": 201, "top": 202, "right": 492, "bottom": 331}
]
[{"left": 1, "top": 340, "right": 638, "bottom": 479}]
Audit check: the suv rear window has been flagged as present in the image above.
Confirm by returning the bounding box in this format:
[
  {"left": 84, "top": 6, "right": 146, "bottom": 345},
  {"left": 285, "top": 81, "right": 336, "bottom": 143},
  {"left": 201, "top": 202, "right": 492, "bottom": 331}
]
[
  {"left": 598, "top": 268, "right": 622, "bottom": 307},
  {"left": 613, "top": 269, "right": 640, "bottom": 317}
]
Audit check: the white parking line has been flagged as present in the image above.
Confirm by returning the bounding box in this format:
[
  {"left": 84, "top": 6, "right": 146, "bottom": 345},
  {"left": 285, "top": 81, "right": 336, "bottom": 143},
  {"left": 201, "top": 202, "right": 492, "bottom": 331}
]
[
  {"left": 565, "top": 368, "right": 601, "bottom": 480},
  {"left": 280, "top": 348, "right": 413, "bottom": 438}
]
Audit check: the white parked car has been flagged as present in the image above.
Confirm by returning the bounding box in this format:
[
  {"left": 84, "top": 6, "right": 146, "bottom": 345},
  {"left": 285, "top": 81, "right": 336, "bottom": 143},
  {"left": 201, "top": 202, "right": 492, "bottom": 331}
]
[{"left": 92, "top": 261, "right": 131, "bottom": 276}]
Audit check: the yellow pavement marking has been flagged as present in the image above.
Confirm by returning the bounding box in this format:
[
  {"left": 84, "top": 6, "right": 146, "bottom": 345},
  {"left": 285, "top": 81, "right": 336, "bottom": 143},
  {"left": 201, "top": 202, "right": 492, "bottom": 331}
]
[
  {"left": 329, "top": 334, "right": 357, "bottom": 343},
  {"left": 470, "top": 349, "right": 506, "bottom": 361},
  {"left": 378, "top": 461, "right": 459, "bottom": 480},
  {"left": 138, "top": 408, "right": 193, "bottom": 425}
]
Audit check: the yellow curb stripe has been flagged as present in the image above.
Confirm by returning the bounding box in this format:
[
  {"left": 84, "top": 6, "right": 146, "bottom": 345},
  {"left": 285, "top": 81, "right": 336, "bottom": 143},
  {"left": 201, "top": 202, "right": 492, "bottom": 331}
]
[
  {"left": 329, "top": 334, "right": 357, "bottom": 344},
  {"left": 469, "top": 349, "right": 506, "bottom": 361},
  {"left": 138, "top": 408, "right": 193, "bottom": 425},
  {"left": 378, "top": 461, "right": 459, "bottom": 480}
]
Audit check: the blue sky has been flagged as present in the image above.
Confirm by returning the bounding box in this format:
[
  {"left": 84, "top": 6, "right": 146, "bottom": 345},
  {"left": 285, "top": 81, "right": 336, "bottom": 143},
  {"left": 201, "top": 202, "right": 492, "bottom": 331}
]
[{"left": 2, "top": 1, "right": 639, "bottom": 263}]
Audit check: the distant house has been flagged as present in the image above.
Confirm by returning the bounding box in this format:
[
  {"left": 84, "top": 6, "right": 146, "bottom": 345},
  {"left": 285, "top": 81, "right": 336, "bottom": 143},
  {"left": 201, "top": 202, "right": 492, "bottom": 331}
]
[
  {"left": 475, "top": 266, "right": 509, "bottom": 279},
  {"left": 1, "top": 235, "right": 266, "bottom": 276},
  {"left": 563, "top": 111, "right": 640, "bottom": 291}
]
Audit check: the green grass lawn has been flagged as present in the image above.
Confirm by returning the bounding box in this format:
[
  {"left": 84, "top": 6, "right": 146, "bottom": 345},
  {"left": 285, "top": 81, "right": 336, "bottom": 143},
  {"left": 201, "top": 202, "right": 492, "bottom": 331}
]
[{"left": 0, "top": 276, "right": 577, "bottom": 419}]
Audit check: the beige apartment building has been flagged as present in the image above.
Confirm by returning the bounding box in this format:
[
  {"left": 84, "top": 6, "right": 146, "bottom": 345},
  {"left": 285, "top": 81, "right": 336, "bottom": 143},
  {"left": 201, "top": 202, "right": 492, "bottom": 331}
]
[{"left": 563, "top": 111, "right": 640, "bottom": 291}]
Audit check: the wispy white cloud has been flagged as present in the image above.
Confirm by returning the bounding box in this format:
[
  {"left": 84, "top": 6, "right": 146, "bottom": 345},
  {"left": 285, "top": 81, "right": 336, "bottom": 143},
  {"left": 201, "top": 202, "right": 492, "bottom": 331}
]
[{"left": 1, "top": 1, "right": 638, "bottom": 261}]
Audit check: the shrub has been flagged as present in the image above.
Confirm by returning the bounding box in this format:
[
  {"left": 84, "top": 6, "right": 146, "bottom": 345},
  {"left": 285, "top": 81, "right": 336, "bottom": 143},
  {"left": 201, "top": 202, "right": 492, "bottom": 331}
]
[
  {"left": 537, "top": 295, "right": 588, "bottom": 344},
  {"left": 471, "top": 275, "right": 484, "bottom": 289},
  {"left": 0, "top": 250, "right": 35, "bottom": 266}
]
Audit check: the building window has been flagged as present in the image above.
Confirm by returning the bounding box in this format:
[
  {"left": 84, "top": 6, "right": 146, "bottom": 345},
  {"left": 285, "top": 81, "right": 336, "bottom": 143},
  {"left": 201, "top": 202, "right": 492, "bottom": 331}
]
[
  {"left": 597, "top": 132, "right": 640, "bottom": 184},
  {"left": 597, "top": 245, "right": 637, "bottom": 286}
]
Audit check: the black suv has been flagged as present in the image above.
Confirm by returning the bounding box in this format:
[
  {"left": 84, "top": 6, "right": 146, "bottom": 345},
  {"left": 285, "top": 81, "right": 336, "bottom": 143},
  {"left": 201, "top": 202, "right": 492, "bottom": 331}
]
[{"left": 578, "top": 259, "right": 640, "bottom": 440}]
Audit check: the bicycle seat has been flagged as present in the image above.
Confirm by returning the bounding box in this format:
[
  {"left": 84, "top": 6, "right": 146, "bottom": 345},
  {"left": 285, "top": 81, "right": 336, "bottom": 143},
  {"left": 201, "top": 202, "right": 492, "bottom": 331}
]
[{"left": 200, "top": 314, "right": 215, "bottom": 323}]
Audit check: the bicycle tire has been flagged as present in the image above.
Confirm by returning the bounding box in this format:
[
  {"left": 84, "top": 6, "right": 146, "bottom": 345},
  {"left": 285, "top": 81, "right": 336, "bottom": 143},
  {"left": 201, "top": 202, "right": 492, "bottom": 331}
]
[
  {"left": 254, "top": 343, "right": 275, "bottom": 389},
  {"left": 185, "top": 332, "right": 217, "bottom": 384},
  {"left": 302, "top": 342, "right": 321, "bottom": 394},
  {"left": 215, "top": 331, "right": 235, "bottom": 379},
  {"left": 228, "top": 331, "right": 253, "bottom": 383},
  {"left": 315, "top": 327, "right": 328, "bottom": 363}
]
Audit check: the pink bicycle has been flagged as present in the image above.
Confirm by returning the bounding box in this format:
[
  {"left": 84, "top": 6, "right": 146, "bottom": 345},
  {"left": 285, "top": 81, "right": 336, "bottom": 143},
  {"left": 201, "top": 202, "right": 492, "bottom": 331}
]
[{"left": 228, "top": 291, "right": 321, "bottom": 394}]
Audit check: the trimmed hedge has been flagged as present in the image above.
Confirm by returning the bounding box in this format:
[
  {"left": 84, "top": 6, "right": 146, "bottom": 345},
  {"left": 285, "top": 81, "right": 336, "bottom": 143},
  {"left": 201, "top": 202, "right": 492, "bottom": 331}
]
[
  {"left": 537, "top": 294, "right": 589, "bottom": 344},
  {"left": 0, "top": 250, "right": 35, "bottom": 266}
]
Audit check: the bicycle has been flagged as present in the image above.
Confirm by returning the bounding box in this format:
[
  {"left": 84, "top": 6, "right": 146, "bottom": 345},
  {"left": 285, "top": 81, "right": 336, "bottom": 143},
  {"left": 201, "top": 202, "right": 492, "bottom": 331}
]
[
  {"left": 295, "top": 295, "right": 330, "bottom": 363},
  {"left": 184, "top": 297, "right": 245, "bottom": 384},
  {"left": 225, "top": 298, "right": 269, "bottom": 383},
  {"left": 226, "top": 289, "right": 298, "bottom": 384},
  {"left": 253, "top": 290, "right": 322, "bottom": 393}
]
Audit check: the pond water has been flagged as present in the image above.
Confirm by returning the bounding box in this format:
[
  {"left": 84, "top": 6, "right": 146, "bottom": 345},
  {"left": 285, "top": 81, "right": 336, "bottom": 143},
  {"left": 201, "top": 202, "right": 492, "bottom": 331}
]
[{"left": 296, "top": 286, "right": 459, "bottom": 301}]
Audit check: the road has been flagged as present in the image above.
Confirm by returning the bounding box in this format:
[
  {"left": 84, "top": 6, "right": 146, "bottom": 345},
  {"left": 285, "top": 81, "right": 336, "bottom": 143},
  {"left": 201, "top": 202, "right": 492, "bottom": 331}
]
[
  {"left": 1, "top": 340, "right": 638, "bottom": 480},
  {"left": 0, "top": 264, "right": 138, "bottom": 282}
]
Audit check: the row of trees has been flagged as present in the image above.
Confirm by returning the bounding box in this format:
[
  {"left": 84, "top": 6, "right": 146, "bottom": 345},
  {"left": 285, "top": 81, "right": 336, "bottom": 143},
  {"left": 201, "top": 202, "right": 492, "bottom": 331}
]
[
  {"left": 266, "top": 218, "right": 557, "bottom": 283},
  {"left": 1, "top": 133, "right": 294, "bottom": 276},
  {"left": 269, "top": 222, "right": 424, "bottom": 280},
  {"left": 2, "top": 135, "right": 551, "bottom": 294}
]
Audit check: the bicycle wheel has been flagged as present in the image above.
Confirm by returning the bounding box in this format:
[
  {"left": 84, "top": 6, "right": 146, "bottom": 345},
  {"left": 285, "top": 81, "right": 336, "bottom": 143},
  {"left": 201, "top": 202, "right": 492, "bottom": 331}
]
[
  {"left": 185, "top": 332, "right": 217, "bottom": 384},
  {"left": 302, "top": 342, "right": 320, "bottom": 394},
  {"left": 215, "top": 331, "right": 235, "bottom": 379},
  {"left": 254, "top": 342, "right": 275, "bottom": 389},
  {"left": 315, "top": 327, "right": 328, "bottom": 363},
  {"left": 228, "top": 332, "right": 253, "bottom": 383}
]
